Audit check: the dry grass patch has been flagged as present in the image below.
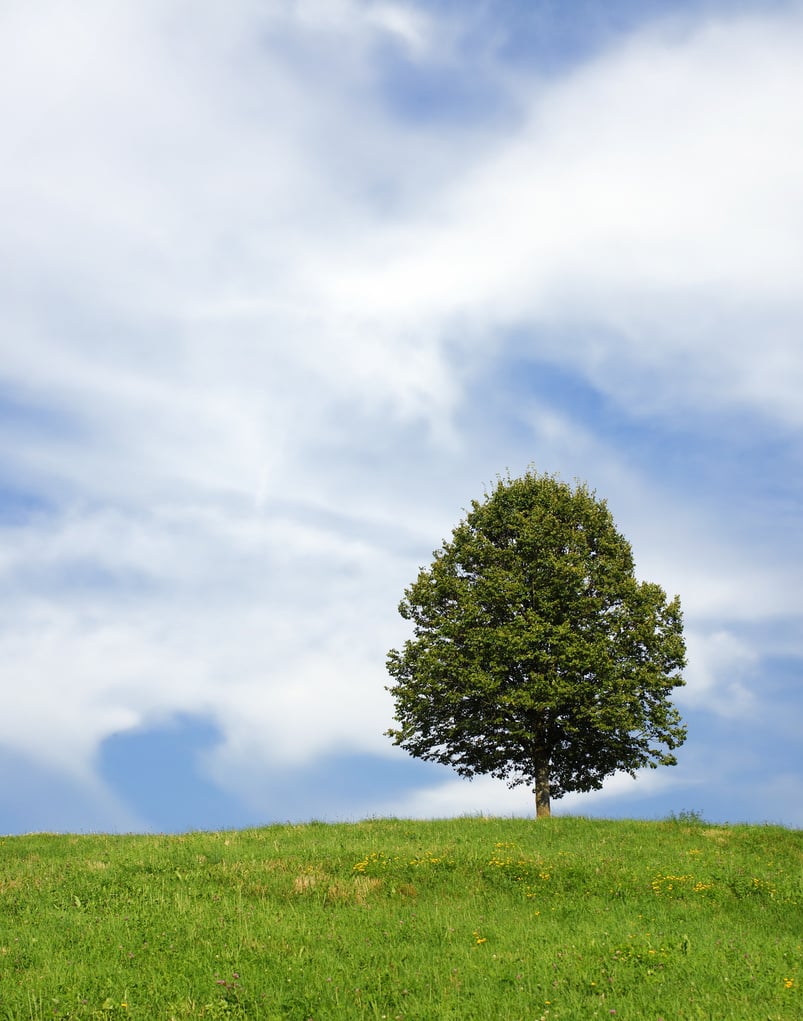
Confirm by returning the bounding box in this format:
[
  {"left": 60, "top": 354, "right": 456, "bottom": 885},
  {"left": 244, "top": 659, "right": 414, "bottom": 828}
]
[
  {"left": 702, "top": 827, "right": 731, "bottom": 844},
  {"left": 325, "top": 876, "right": 383, "bottom": 905}
]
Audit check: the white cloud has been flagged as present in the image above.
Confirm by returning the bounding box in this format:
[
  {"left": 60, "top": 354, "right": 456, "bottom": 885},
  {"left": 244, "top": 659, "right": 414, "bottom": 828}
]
[
  {"left": 378, "top": 775, "right": 536, "bottom": 819},
  {"left": 365, "top": 2, "right": 434, "bottom": 55},
  {"left": 0, "top": 0, "right": 801, "bottom": 823},
  {"left": 681, "top": 629, "right": 759, "bottom": 715},
  {"left": 320, "top": 8, "right": 803, "bottom": 423}
]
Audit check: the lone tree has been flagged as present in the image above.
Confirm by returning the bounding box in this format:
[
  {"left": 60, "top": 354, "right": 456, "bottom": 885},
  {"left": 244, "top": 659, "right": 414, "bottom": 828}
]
[{"left": 386, "top": 470, "right": 686, "bottom": 818}]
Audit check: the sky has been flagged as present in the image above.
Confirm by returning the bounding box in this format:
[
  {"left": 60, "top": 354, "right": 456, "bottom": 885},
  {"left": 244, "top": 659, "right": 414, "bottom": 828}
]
[{"left": 1, "top": 0, "right": 802, "bottom": 834}]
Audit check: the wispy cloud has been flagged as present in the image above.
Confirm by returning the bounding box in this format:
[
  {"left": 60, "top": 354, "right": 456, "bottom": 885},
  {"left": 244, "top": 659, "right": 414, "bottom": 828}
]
[{"left": 1, "top": 0, "right": 801, "bottom": 829}]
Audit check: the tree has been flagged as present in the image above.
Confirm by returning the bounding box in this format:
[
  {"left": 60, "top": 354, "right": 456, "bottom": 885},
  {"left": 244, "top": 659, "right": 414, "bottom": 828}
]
[{"left": 385, "top": 470, "right": 687, "bottom": 818}]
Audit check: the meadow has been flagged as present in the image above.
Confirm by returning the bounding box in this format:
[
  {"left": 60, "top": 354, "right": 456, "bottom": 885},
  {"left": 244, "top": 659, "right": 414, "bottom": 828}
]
[{"left": 0, "top": 815, "right": 800, "bottom": 1020}]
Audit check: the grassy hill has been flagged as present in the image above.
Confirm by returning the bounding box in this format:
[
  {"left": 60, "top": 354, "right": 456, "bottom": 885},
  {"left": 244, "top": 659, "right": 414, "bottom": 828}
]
[{"left": 0, "top": 815, "right": 800, "bottom": 1020}]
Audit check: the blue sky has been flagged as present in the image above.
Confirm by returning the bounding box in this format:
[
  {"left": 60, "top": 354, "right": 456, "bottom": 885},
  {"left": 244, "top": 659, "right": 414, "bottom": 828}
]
[{"left": 1, "top": 0, "right": 802, "bottom": 834}]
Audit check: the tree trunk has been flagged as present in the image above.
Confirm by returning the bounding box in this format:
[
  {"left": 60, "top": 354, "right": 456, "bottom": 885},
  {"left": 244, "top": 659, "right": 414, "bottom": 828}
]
[
  {"left": 534, "top": 759, "right": 551, "bottom": 819},
  {"left": 531, "top": 716, "right": 552, "bottom": 819}
]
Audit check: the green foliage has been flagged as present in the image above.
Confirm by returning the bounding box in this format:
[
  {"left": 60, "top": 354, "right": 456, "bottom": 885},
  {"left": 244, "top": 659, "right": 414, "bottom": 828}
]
[
  {"left": 0, "top": 818, "right": 801, "bottom": 1020},
  {"left": 386, "top": 470, "right": 687, "bottom": 812}
]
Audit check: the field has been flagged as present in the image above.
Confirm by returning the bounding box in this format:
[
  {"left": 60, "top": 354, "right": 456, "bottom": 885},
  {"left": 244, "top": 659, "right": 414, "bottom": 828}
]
[{"left": 0, "top": 815, "right": 800, "bottom": 1020}]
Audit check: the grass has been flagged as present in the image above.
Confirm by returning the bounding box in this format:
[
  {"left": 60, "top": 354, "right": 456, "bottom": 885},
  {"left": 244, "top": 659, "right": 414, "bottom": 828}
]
[{"left": 0, "top": 815, "right": 800, "bottom": 1020}]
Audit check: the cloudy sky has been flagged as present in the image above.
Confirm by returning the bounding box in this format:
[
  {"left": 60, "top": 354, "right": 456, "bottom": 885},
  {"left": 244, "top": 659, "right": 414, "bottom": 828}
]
[{"left": 2, "top": 0, "right": 802, "bottom": 834}]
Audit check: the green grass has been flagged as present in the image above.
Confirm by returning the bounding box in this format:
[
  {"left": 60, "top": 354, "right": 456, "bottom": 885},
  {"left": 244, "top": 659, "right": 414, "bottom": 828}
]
[{"left": 0, "top": 815, "right": 800, "bottom": 1020}]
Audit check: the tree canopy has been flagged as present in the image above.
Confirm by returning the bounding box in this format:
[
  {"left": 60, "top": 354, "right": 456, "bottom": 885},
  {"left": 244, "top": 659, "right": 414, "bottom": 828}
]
[{"left": 385, "top": 470, "right": 687, "bottom": 817}]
